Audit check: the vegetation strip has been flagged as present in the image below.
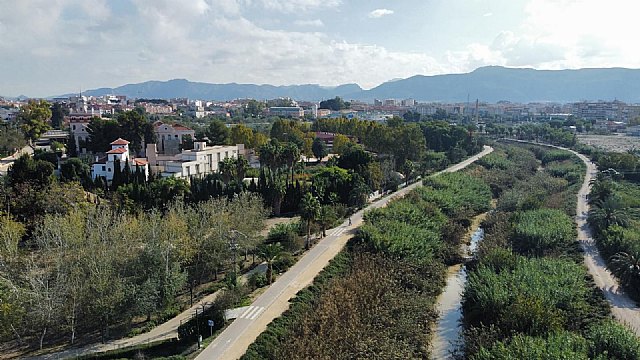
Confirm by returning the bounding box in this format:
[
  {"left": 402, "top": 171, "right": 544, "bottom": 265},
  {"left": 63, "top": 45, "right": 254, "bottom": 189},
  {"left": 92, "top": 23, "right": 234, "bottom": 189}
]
[
  {"left": 242, "top": 170, "right": 491, "bottom": 359},
  {"left": 460, "top": 143, "right": 640, "bottom": 359}
]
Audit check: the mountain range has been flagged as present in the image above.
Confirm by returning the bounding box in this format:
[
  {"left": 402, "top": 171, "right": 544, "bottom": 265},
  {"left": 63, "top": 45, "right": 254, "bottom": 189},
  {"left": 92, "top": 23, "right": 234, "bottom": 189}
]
[{"left": 55, "top": 66, "right": 640, "bottom": 103}]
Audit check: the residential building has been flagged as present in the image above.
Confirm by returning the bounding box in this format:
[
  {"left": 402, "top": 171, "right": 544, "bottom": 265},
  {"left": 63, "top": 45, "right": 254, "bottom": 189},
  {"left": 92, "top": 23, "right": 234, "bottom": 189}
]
[
  {"left": 68, "top": 113, "right": 99, "bottom": 153},
  {"left": 154, "top": 121, "right": 196, "bottom": 155},
  {"left": 268, "top": 106, "right": 304, "bottom": 117},
  {"left": 146, "top": 141, "right": 242, "bottom": 179},
  {"left": 91, "top": 138, "right": 149, "bottom": 183}
]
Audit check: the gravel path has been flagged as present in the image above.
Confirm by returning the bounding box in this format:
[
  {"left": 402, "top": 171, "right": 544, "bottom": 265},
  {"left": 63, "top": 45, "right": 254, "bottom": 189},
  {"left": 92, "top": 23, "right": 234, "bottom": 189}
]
[{"left": 572, "top": 151, "right": 640, "bottom": 335}]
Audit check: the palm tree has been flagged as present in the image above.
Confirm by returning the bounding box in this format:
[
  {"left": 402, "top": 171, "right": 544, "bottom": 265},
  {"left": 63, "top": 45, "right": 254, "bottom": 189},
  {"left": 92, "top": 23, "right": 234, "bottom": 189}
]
[
  {"left": 219, "top": 157, "right": 236, "bottom": 185},
  {"left": 316, "top": 205, "right": 336, "bottom": 238},
  {"left": 281, "top": 143, "right": 300, "bottom": 184},
  {"left": 609, "top": 251, "right": 640, "bottom": 290},
  {"left": 588, "top": 196, "right": 630, "bottom": 231},
  {"left": 300, "top": 192, "right": 320, "bottom": 249},
  {"left": 257, "top": 243, "right": 284, "bottom": 284},
  {"left": 588, "top": 176, "right": 614, "bottom": 204}
]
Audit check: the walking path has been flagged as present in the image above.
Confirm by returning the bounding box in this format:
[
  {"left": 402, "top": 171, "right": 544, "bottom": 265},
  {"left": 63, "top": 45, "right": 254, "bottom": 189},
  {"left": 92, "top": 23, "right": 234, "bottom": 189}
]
[
  {"left": 195, "top": 146, "right": 494, "bottom": 360},
  {"left": 572, "top": 150, "right": 640, "bottom": 335},
  {"left": 510, "top": 140, "right": 640, "bottom": 335}
]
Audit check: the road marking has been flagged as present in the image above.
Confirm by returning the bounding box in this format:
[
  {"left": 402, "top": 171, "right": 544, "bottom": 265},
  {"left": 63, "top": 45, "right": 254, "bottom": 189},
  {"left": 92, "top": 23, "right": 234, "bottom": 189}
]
[
  {"left": 239, "top": 306, "right": 264, "bottom": 320},
  {"left": 239, "top": 306, "right": 255, "bottom": 319},
  {"left": 249, "top": 307, "right": 265, "bottom": 320}
]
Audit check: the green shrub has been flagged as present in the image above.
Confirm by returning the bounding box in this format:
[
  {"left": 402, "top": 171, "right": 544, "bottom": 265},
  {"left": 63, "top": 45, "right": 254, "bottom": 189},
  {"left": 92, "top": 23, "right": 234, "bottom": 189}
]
[
  {"left": 272, "top": 252, "right": 295, "bottom": 273},
  {"left": 587, "top": 320, "right": 640, "bottom": 359},
  {"left": 512, "top": 208, "right": 575, "bottom": 256},
  {"left": 473, "top": 331, "right": 590, "bottom": 360},
  {"left": 248, "top": 272, "right": 268, "bottom": 290},
  {"left": 463, "top": 257, "right": 604, "bottom": 338}
]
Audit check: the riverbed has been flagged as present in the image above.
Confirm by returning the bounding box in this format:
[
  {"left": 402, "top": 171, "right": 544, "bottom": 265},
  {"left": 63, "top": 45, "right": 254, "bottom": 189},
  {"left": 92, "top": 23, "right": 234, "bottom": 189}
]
[{"left": 431, "top": 215, "right": 486, "bottom": 359}]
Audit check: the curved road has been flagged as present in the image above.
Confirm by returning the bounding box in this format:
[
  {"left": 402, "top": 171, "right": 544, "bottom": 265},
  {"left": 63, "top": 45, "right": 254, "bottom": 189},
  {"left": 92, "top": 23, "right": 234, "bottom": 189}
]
[
  {"left": 510, "top": 140, "right": 640, "bottom": 335},
  {"left": 195, "top": 146, "right": 494, "bottom": 360}
]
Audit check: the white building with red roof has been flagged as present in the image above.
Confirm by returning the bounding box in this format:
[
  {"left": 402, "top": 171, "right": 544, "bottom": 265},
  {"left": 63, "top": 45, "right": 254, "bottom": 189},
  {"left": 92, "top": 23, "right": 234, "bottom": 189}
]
[{"left": 91, "top": 138, "right": 149, "bottom": 183}]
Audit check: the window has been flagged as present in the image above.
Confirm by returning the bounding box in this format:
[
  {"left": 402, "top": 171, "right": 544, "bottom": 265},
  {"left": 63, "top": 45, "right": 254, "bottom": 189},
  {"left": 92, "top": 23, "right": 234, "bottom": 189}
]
[
  {"left": 108, "top": 168, "right": 112, "bottom": 172},
  {"left": 102, "top": 166, "right": 106, "bottom": 171},
  {"left": 72, "top": 125, "right": 76, "bottom": 130}
]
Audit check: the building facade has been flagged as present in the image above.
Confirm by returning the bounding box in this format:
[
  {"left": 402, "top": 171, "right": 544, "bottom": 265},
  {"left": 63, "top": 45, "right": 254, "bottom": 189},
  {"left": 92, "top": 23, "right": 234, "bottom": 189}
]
[
  {"left": 91, "top": 138, "right": 149, "bottom": 183},
  {"left": 147, "top": 141, "right": 242, "bottom": 179}
]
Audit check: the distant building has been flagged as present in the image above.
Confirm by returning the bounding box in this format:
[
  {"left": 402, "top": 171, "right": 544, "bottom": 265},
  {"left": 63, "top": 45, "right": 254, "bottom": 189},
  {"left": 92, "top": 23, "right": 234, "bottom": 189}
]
[
  {"left": 146, "top": 141, "right": 242, "bottom": 179},
  {"left": 153, "top": 121, "right": 196, "bottom": 155},
  {"left": 268, "top": 106, "right": 304, "bottom": 118},
  {"left": 68, "top": 113, "right": 99, "bottom": 154},
  {"left": 91, "top": 138, "right": 149, "bottom": 183}
]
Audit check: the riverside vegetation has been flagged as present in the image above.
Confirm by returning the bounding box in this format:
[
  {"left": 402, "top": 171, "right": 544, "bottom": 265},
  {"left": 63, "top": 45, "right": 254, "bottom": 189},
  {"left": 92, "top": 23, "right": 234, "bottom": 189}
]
[
  {"left": 461, "top": 143, "right": 640, "bottom": 359},
  {"left": 242, "top": 142, "right": 640, "bottom": 359},
  {"left": 242, "top": 170, "right": 492, "bottom": 359}
]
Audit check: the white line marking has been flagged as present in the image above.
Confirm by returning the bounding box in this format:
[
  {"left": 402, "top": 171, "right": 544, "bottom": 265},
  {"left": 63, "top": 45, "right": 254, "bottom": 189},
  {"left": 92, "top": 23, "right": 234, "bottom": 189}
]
[
  {"left": 249, "top": 307, "right": 265, "bottom": 320},
  {"left": 243, "top": 306, "right": 262, "bottom": 319},
  {"left": 239, "top": 306, "right": 254, "bottom": 319}
]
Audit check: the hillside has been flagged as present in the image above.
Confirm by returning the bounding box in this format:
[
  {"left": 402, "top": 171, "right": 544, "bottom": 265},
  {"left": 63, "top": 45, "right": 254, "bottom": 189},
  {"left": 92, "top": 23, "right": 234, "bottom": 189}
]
[{"left": 57, "top": 67, "right": 640, "bottom": 103}]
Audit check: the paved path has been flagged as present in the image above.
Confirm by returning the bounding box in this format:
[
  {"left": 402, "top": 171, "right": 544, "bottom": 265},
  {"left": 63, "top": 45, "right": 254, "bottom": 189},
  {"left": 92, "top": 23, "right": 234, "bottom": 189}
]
[
  {"left": 195, "top": 146, "right": 494, "bottom": 360},
  {"left": 508, "top": 140, "right": 640, "bottom": 335},
  {"left": 30, "top": 264, "right": 267, "bottom": 360}
]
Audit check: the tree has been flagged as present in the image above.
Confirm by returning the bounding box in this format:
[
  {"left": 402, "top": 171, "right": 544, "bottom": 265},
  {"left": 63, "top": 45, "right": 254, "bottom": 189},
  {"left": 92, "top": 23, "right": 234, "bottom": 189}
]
[
  {"left": 257, "top": 243, "right": 284, "bottom": 284},
  {"left": 401, "top": 159, "right": 415, "bottom": 185},
  {"left": 117, "top": 110, "right": 154, "bottom": 154},
  {"left": 588, "top": 197, "right": 630, "bottom": 232},
  {"left": 50, "top": 103, "right": 68, "bottom": 130},
  {"left": 316, "top": 205, "right": 336, "bottom": 237},
  {"left": 219, "top": 157, "right": 236, "bottom": 185},
  {"left": 319, "top": 96, "right": 347, "bottom": 111},
  {"left": 300, "top": 192, "right": 320, "bottom": 249},
  {"left": 332, "top": 134, "right": 352, "bottom": 155},
  {"left": 17, "top": 100, "right": 52, "bottom": 142},
  {"left": 206, "top": 120, "right": 230, "bottom": 145},
  {"left": 312, "top": 137, "right": 327, "bottom": 163},
  {"left": 245, "top": 100, "right": 265, "bottom": 117},
  {"left": 86, "top": 117, "right": 121, "bottom": 153},
  {"left": 181, "top": 134, "right": 194, "bottom": 150},
  {"left": 281, "top": 143, "right": 301, "bottom": 183},
  {"left": 230, "top": 124, "right": 254, "bottom": 148},
  {"left": 609, "top": 251, "right": 640, "bottom": 290}
]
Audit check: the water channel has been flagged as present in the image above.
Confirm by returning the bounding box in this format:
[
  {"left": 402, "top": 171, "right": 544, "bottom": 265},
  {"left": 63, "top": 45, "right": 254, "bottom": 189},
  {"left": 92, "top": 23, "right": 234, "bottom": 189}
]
[{"left": 431, "top": 217, "right": 486, "bottom": 359}]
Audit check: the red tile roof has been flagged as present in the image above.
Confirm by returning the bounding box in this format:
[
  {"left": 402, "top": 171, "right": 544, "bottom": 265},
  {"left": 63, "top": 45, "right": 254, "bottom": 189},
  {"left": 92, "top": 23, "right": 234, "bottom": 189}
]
[
  {"left": 172, "top": 123, "right": 193, "bottom": 131},
  {"left": 106, "top": 147, "right": 128, "bottom": 154},
  {"left": 133, "top": 158, "right": 148, "bottom": 166},
  {"left": 110, "top": 138, "right": 130, "bottom": 145}
]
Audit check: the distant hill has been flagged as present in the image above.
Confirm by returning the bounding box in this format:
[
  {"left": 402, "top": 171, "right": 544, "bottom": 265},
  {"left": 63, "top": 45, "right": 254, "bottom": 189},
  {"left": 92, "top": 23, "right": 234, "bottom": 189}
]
[
  {"left": 351, "top": 67, "right": 640, "bottom": 103},
  {"left": 55, "top": 67, "right": 640, "bottom": 103},
  {"left": 68, "top": 79, "right": 363, "bottom": 102}
]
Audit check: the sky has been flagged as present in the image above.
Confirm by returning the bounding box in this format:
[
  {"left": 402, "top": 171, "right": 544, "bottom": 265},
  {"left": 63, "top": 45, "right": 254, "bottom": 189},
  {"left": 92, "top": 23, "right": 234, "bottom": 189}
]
[{"left": 1, "top": 0, "right": 639, "bottom": 97}]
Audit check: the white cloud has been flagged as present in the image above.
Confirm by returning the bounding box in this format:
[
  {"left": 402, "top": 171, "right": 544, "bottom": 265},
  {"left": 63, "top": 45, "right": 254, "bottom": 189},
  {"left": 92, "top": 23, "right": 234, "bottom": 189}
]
[
  {"left": 368, "top": 9, "right": 394, "bottom": 19},
  {"left": 294, "top": 19, "right": 324, "bottom": 27},
  {"left": 247, "top": 0, "right": 341, "bottom": 13}
]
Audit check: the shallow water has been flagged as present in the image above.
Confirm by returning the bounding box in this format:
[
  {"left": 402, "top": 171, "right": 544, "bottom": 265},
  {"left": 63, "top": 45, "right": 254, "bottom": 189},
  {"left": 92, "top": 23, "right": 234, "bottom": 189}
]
[{"left": 431, "top": 226, "right": 484, "bottom": 360}]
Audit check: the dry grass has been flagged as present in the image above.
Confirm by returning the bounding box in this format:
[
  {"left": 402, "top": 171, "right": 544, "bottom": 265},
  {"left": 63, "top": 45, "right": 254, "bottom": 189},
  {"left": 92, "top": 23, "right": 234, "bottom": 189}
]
[{"left": 577, "top": 134, "right": 640, "bottom": 153}]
